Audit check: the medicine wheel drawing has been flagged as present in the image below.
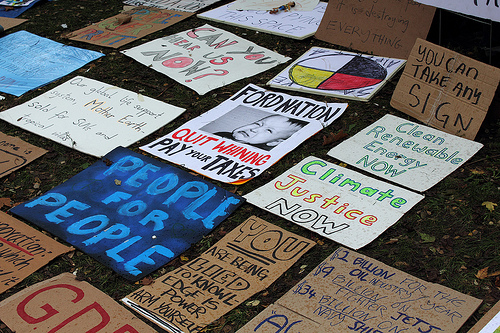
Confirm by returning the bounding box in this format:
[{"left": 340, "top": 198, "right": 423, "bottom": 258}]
[{"left": 289, "top": 54, "right": 387, "bottom": 90}]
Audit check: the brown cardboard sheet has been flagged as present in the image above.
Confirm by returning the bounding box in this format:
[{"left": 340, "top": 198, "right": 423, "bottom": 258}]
[{"left": 0, "top": 132, "right": 47, "bottom": 178}]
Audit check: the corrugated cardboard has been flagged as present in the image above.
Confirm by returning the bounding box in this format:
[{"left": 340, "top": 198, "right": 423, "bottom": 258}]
[
  {"left": 391, "top": 38, "right": 500, "bottom": 140},
  {"left": 0, "top": 132, "right": 47, "bottom": 178},
  {"left": 468, "top": 301, "right": 500, "bottom": 333}
]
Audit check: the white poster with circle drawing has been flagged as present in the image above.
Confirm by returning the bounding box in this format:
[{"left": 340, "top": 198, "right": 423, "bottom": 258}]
[
  {"left": 415, "top": 0, "right": 500, "bottom": 23},
  {"left": 141, "top": 84, "right": 348, "bottom": 184}
]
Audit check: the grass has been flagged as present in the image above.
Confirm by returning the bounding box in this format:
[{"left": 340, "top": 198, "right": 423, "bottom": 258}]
[{"left": 0, "top": 0, "right": 500, "bottom": 332}]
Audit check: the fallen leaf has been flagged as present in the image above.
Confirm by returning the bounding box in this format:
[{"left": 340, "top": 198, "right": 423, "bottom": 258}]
[
  {"left": 476, "top": 267, "right": 490, "bottom": 279},
  {"left": 180, "top": 255, "right": 189, "bottom": 262},
  {"left": 114, "top": 179, "right": 122, "bottom": 185},
  {"left": 140, "top": 276, "right": 155, "bottom": 286},
  {"left": 471, "top": 169, "right": 485, "bottom": 175},
  {"left": 418, "top": 232, "right": 435, "bottom": 243},
  {"left": 246, "top": 300, "right": 260, "bottom": 307},
  {"left": 0, "top": 197, "right": 12, "bottom": 209},
  {"left": 482, "top": 201, "right": 497, "bottom": 212},
  {"left": 322, "top": 129, "right": 348, "bottom": 146}
]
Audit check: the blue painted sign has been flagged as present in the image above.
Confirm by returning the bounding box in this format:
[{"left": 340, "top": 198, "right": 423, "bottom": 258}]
[{"left": 10, "top": 147, "right": 244, "bottom": 280}]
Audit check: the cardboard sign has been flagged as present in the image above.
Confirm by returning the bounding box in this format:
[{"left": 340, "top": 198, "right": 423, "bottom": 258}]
[
  {"left": 123, "top": 0, "right": 221, "bottom": 12},
  {"left": 0, "top": 132, "right": 47, "bottom": 178},
  {"left": 0, "top": 17, "right": 27, "bottom": 30},
  {"left": 0, "top": 76, "right": 185, "bottom": 157},
  {"left": 198, "top": 1, "right": 326, "bottom": 40},
  {"left": 141, "top": 84, "right": 348, "bottom": 184},
  {"left": 0, "top": 273, "right": 156, "bottom": 332},
  {"left": 327, "top": 114, "right": 484, "bottom": 192},
  {"left": 237, "top": 247, "right": 482, "bottom": 333},
  {"left": 390, "top": 39, "right": 500, "bottom": 140},
  {"left": 0, "top": 31, "right": 104, "bottom": 96},
  {"left": 315, "top": 0, "right": 435, "bottom": 59},
  {"left": 123, "top": 216, "right": 315, "bottom": 333},
  {"left": 10, "top": 147, "right": 244, "bottom": 280},
  {"left": 244, "top": 156, "right": 424, "bottom": 249},
  {"left": 121, "top": 24, "right": 290, "bottom": 95},
  {"left": 0, "top": 212, "right": 71, "bottom": 294},
  {"left": 228, "top": 0, "right": 318, "bottom": 11},
  {"left": 268, "top": 47, "right": 405, "bottom": 101},
  {"left": 68, "top": 7, "right": 193, "bottom": 48},
  {"left": 415, "top": 0, "right": 500, "bottom": 23},
  {"left": 469, "top": 301, "right": 500, "bottom": 333}
]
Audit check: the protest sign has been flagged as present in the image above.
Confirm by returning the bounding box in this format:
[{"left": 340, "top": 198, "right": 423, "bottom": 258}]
[
  {"left": 244, "top": 156, "right": 424, "bottom": 249},
  {"left": 268, "top": 47, "right": 405, "bottom": 101},
  {"left": 0, "top": 0, "right": 36, "bottom": 6},
  {"left": 0, "top": 132, "right": 47, "bottom": 178},
  {"left": 391, "top": 39, "right": 500, "bottom": 140},
  {"left": 237, "top": 247, "right": 482, "bottom": 333},
  {"left": 121, "top": 24, "right": 290, "bottom": 95},
  {"left": 0, "top": 273, "right": 157, "bottom": 332},
  {"left": 198, "top": 1, "right": 326, "bottom": 40},
  {"left": 123, "top": 216, "right": 315, "bottom": 333},
  {"left": 0, "top": 76, "right": 185, "bottom": 157},
  {"left": 0, "top": 0, "right": 40, "bottom": 18},
  {"left": 468, "top": 301, "right": 500, "bottom": 333},
  {"left": 0, "top": 31, "right": 104, "bottom": 96},
  {"left": 141, "top": 84, "right": 348, "bottom": 184},
  {"left": 10, "top": 147, "right": 244, "bottom": 280},
  {"left": 124, "top": 0, "right": 221, "bottom": 12},
  {"left": 415, "top": 0, "right": 500, "bottom": 23},
  {"left": 228, "top": 0, "right": 318, "bottom": 11},
  {"left": 0, "top": 212, "right": 71, "bottom": 294},
  {"left": 0, "top": 17, "right": 27, "bottom": 30},
  {"left": 68, "top": 7, "right": 193, "bottom": 48},
  {"left": 315, "top": 0, "right": 435, "bottom": 59},
  {"left": 327, "top": 114, "right": 484, "bottom": 192}
]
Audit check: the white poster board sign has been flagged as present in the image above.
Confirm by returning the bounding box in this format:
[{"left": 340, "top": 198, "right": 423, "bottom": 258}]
[
  {"left": 198, "top": 1, "right": 326, "bottom": 40},
  {"left": 141, "top": 84, "right": 348, "bottom": 184},
  {"left": 123, "top": 0, "right": 221, "bottom": 12},
  {"left": 415, "top": 0, "right": 500, "bottom": 23},
  {"left": 268, "top": 47, "right": 406, "bottom": 101},
  {"left": 0, "top": 76, "right": 185, "bottom": 157},
  {"left": 229, "top": 0, "right": 318, "bottom": 11},
  {"left": 122, "top": 24, "right": 290, "bottom": 95},
  {"left": 328, "top": 114, "right": 483, "bottom": 192},
  {"left": 244, "top": 156, "right": 424, "bottom": 249}
]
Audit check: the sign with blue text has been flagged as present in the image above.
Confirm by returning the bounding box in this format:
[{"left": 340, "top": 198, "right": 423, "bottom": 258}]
[
  {"left": 122, "top": 24, "right": 290, "bottom": 95},
  {"left": 237, "top": 247, "right": 482, "bottom": 333},
  {"left": 141, "top": 84, "right": 348, "bottom": 184},
  {"left": 328, "top": 114, "right": 484, "bottom": 192},
  {"left": 0, "top": 31, "right": 104, "bottom": 96},
  {"left": 10, "top": 147, "right": 244, "bottom": 280},
  {"left": 244, "top": 156, "right": 424, "bottom": 249}
]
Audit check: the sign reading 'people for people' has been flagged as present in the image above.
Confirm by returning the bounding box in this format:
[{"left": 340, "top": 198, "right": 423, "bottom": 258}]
[
  {"left": 328, "top": 114, "right": 483, "bottom": 192},
  {"left": 244, "top": 156, "right": 424, "bottom": 249},
  {"left": 141, "top": 84, "right": 348, "bottom": 184},
  {"left": 10, "top": 147, "right": 244, "bottom": 281}
]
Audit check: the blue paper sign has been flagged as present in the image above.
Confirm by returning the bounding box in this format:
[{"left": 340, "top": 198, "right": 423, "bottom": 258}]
[
  {"left": 10, "top": 147, "right": 244, "bottom": 280},
  {"left": 0, "top": 31, "right": 104, "bottom": 96}
]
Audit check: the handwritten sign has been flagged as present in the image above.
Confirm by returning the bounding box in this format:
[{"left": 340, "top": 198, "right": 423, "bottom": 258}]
[
  {"left": 469, "top": 301, "right": 500, "bottom": 333},
  {"left": 315, "top": 0, "right": 435, "bottom": 59},
  {"left": 68, "top": 7, "right": 193, "bottom": 48},
  {"left": 123, "top": 0, "right": 221, "bottom": 12},
  {"left": 123, "top": 216, "right": 315, "bottom": 333},
  {"left": 415, "top": 0, "right": 500, "bottom": 23},
  {"left": 141, "top": 84, "right": 347, "bottom": 184},
  {"left": 0, "top": 31, "right": 103, "bottom": 96},
  {"left": 0, "top": 0, "right": 36, "bottom": 6},
  {"left": 0, "top": 76, "right": 185, "bottom": 157},
  {"left": 0, "top": 273, "right": 157, "bottom": 332},
  {"left": 237, "top": 247, "right": 482, "bottom": 333},
  {"left": 0, "top": 212, "right": 71, "bottom": 294},
  {"left": 391, "top": 39, "right": 500, "bottom": 140},
  {"left": 268, "top": 47, "right": 406, "bottom": 101},
  {"left": 228, "top": 0, "right": 318, "bottom": 11},
  {"left": 198, "top": 1, "right": 326, "bottom": 40},
  {"left": 244, "top": 156, "right": 423, "bottom": 249},
  {"left": 10, "top": 147, "right": 244, "bottom": 280},
  {"left": 122, "top": 24, "right": 290, "bottom": 95},
  {"left": 327, "top": 114, "right": 483, "bottom": 192},
  {"left": 0, "top": 132, "right": 47, "bottom": 178}
]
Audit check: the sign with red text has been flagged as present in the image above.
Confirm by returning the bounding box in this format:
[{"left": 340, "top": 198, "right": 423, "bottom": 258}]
[
  {"left": 0, "top": 273, "right": 156, "bottom": 332},
  {"left": 0, "top": 132, "right": 47, "bottom": 178},
  {"left": 141, "top": 84, "right": 347, "bottom": 184},
  {"left": 244, "top": 156, "right": 423, "bottom": 249},
  {"left": 0, "top": 212, "right": 71, "bottom": 294},
  {"left": 237, "top": 247, "right": 482, "bottom": 333},
  {"left": 0, "top": 76, "right": 185, "bottom": 157},
  {"left": 391, "top": 39, "right": 500, "bottom": 140},
  {"left": 415, "top": 0, "right": 500, "bottom": 23},
  {"left": 327, "top": 114, "right": 484, "bottom": 192},
  {"left": 315, "top": 0, "right": 435, "bottom": 59},
  {"left": 121, "top": 24, "right": 291, "bottom": 95},
  {"left": 123, "top": 216, "right": 315, "bottom": 333},
  {"left": 68, "top": 7, "right": 193, "bottom": 48}
]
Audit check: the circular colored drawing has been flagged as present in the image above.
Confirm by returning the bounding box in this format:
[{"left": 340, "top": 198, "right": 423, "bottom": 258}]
[{"left": 289, "top": 54, "right": 387, "bottom": 90}]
